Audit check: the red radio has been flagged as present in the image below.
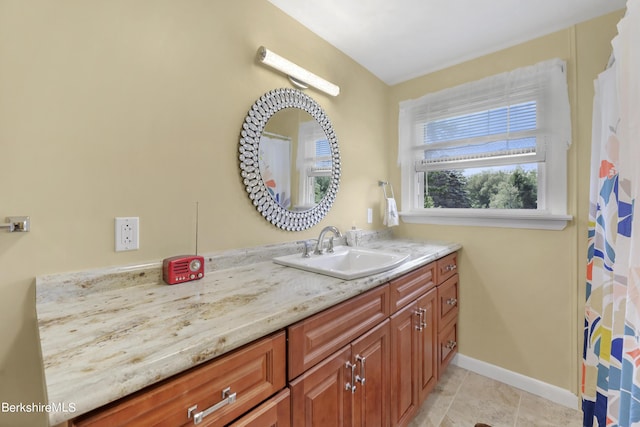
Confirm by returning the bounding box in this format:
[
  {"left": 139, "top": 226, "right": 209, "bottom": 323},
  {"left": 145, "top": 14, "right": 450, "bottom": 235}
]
[{"left": 162, "top": 255, "right": 205, "bottom": 285}]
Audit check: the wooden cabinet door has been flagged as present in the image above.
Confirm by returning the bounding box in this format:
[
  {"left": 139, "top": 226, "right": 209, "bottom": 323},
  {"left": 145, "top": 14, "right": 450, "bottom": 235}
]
[
  {"left": 416, "top": 289, "right": 437, "bottom": 404},
  {"left": 390, "top": 303, "right": 418, "bottom": 427},
  {"left": 351, "top": 320, "right": 390, "bottom": 427},
  {"left": 290, "top": 346, "right": 352, "bottom": 427}
]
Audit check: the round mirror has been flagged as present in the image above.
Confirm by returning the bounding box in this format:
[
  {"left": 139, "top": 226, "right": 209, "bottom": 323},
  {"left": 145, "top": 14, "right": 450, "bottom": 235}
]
[{"left": 239, "top": 88, "right": 341, "bottom": 231}]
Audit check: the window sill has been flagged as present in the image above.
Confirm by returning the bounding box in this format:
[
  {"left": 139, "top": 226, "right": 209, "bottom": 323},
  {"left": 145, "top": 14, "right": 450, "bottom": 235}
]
[{"left": 399, "top": 210, "right": 572, "bottom": 230}]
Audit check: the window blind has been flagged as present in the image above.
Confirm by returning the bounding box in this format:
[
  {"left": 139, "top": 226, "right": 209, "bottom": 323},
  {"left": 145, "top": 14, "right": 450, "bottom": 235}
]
[{"left": 398, "top": 58, "right": 570, "bottom": 172}]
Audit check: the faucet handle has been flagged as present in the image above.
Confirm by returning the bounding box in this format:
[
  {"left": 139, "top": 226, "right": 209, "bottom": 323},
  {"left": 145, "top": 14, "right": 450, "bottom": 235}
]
[{"left": 300, "top": 239, "right": 316, "bottom": 258}]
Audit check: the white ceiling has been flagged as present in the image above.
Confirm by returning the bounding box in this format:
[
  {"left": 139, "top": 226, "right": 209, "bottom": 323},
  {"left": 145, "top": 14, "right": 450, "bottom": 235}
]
[{"left": 267, "top": 0, "right": 626, "bottom": 85}]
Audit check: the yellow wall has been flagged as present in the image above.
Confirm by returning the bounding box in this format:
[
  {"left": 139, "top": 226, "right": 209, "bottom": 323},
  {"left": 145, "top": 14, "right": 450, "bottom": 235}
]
[
  {"left": 388, "top": 10, "right": 624, "bottom": 394},
  {"left": 0, "top": 1, "right": 388, "bottom": 425},
  {"left": 0, "top": 1, "right": 624, "bottom": 424}
]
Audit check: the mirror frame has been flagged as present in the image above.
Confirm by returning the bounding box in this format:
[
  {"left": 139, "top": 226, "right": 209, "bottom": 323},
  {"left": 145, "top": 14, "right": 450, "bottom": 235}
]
[{"left": 239, "top": 88, "right": 341, "bottom": 231}]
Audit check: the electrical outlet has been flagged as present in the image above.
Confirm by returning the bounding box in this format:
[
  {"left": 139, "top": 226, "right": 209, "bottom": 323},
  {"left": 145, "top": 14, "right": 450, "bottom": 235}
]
[{"left": 115, "top": 217, "right": 139, "bottom": 251}]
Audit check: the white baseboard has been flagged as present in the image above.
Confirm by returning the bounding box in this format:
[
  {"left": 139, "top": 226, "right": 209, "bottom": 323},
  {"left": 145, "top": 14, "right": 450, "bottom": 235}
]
[{"left": 452, "top": 353, "right": 579, "bottom": 410}]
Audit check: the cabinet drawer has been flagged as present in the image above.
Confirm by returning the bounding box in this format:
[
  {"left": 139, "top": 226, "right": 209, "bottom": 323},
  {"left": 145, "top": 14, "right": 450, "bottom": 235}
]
[
  {"left": 389, "top": 262, "right": 435, "bottom": 312},
  {"left": 438, "top": 321, "right": 457, "bottom": 377},
  {"left": 288, "top": 285, "right": 389, "bottom": 380},
  {"left": 228, "top": 388, "right": 290, "bottom": 427},
  {"left": 71, "top": 332, "right": 286, "bottom": 427},
  {"left": 437, "top": 275, "right": 459, "bottom": 331},
  {"left": 436, "top": 252, "right": 458, "bottom": 284}
]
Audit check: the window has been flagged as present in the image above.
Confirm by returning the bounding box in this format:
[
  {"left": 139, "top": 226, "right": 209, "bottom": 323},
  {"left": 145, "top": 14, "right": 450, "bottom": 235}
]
[
  {"left": 310, "top": 139, "right": 332, "bottom": 204},
  {"left": 398, "top": 59, "right": 572, "bottom": 230},
  {"left": 296, "top": 120, "right": 332, "bottom": 210}
]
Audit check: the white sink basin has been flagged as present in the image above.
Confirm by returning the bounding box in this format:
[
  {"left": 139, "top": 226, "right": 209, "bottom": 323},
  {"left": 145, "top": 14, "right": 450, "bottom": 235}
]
[{"left": 273, "top": 246, "right": 410, "bottom": 280}]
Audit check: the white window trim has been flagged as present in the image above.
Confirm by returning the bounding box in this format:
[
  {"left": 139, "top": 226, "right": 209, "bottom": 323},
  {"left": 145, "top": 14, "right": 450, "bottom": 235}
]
[{"left": 397, "top": 58, "right": 573, "bottom": 231}]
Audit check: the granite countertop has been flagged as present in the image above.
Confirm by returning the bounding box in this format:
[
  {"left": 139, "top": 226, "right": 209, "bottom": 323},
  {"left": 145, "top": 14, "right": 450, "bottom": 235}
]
[{"left": 36, "top": 235, "right": 461, "bottom": 425}]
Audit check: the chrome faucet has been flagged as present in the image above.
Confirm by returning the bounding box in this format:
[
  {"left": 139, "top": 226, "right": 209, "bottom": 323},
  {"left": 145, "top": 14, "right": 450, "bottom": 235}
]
[{"left": 314, "top": 226, "right": 342, "bottom": 255}]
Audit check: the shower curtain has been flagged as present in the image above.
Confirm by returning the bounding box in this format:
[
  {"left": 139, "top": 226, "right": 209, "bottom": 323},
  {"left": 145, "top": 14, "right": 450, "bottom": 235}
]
[
  {"left": 259, "top": 134, "right": 292, "bottom": 209},
  {"left": 582, "top": 1, "right": 640, "bottom": 426}
]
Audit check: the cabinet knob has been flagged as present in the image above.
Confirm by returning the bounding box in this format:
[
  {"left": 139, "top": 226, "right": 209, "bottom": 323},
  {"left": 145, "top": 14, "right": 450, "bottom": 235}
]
[
  {"left": 446, "top": 298, "right": 458, "bottom": 306},
  {"left": 445, "top": 340, "right": 457, "bottom": 350}
]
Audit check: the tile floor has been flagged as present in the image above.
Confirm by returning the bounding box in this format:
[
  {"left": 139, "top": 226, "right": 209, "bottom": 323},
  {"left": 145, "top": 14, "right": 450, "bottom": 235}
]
[{"left": 408, "top": 365, "right": 583, "bottom": 427}]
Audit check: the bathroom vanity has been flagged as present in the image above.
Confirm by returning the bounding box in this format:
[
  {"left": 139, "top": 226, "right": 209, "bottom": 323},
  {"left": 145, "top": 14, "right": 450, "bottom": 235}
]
[{"left": 36, "top": 237, "right": 460, "bottom": 426}]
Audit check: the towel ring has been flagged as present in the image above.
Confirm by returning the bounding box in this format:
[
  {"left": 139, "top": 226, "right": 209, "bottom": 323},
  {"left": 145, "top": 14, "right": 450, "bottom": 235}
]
[{"left": 378, "top": 180, "right": 395, "bottom": 199}]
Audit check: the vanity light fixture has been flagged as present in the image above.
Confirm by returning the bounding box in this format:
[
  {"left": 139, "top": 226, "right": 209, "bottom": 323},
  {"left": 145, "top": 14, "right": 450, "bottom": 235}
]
[{"left": 257, "top": 46, "right": 340, "bottom": 97}]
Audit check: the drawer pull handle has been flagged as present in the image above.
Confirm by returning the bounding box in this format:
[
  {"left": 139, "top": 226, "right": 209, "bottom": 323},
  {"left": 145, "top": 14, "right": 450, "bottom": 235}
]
[
  {"left": 446, "top": 298, "right": 458, "bottom": 306},
  {"left": 345, "top": 361, "right": 357, "bottom": 393},
  {"left": 415, "top": 309, "right": 423, "bottom": 331},
  {"left": 445, "top": 340, "right": 457, "bottom": 350},
  {"left": 188, "top": 387, "right": 237, "bottom": 425},
  {"left": 355, "top": 355, "right": 366, "bottom": 385},
  {"left": 415, "top": 308, "right": 427, "bottom": 331},
  {"left": 445, "top": 264, "right": 457, "bottom": 272}
]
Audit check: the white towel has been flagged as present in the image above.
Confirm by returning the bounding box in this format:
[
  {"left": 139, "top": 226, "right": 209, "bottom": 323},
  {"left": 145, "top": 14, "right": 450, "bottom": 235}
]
[{"left": 383, "top": 198, "right": 399, "bottom": 227}]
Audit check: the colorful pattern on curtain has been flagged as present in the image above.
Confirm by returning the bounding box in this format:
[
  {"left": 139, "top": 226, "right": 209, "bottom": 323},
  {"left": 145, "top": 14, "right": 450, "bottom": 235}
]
[
  {"left": 583, "top": 1, "right": 640, "bottom": 426},
  {"left": 259, "top": 135, "right": 292, "bottom": 209}
]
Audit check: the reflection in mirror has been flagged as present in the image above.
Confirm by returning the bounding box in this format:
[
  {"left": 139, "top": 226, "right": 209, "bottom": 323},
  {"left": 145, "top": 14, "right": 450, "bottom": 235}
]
[
  {"left": 261, "top": 109, "right": 331, "bottom": 212},
  {"left": 239, "top": 89, "right": 340, "bottom": 231}
]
